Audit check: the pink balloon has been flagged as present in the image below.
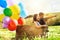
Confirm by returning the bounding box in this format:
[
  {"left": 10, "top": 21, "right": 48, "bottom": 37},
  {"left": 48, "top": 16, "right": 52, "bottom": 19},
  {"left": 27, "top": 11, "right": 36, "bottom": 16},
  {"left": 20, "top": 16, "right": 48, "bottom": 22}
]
[
  {"left": 3, "top": 16, "right": 10, "bottom": 28},
  {"left": 13, "top": 20, "right": 18, "bottom": 26},
  {"left": 6, "top": 0, "right": 14, "bottom": 6}
]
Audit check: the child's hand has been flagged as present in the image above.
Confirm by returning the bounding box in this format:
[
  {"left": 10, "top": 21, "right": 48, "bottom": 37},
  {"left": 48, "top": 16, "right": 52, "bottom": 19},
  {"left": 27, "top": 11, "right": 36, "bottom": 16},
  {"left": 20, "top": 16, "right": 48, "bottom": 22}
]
[
  {"left": 43, "top": 25, "right": 48, "bottom": 27},
  {"left": 41, "top": 25, "right": 48, "bottom": 27}
]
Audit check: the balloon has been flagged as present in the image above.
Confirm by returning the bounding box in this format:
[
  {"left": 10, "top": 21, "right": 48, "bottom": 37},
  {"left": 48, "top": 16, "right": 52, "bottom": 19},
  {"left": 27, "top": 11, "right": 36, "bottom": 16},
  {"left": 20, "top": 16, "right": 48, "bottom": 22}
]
[
  {"left": 0, "top": 0, "right": 7, "bottom": 8},
  {"left": 8, "top": 19, "right": 17, "bottom": 31},
  {"left": 4, "top": 8, "right": 12, "bottom": 17},
  {"left": 19, "top": 3, "right": 27, "bottom": 18},
  {"left": 9, "top": 5, "right": 20, "bottom": 20},
  {"left": 0, "top": 0, "right": 6, "bottom": 1},
  {"left": 20, "top": 10, "right": 27, "bottom": 18},
  {"left": 6, "top": 0, "right": 14, "bottom": 6},
  {"left": 18, "top": 17, "right": 23, "bottom": 25},
  {"left": 2, "top": 23, "right": 8, "bottom": 28},
  {"left": 3, "top": 16, "right": 10, "bottom": 28},
  {"left": 13, "top": 20, "right": 18, "bottom": 26},
  {"left": 19, "top": 2, "right": 24, "bottom": 10}
]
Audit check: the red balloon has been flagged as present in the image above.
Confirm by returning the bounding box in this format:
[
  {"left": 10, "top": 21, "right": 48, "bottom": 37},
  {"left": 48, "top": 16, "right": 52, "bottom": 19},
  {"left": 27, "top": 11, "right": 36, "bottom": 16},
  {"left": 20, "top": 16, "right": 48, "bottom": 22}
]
[
  {"left": 8, "top": 19, "right": 17, "bottom": 31},
  {"left": 18, "top": 17, "right": 23, "bottom": 25}
]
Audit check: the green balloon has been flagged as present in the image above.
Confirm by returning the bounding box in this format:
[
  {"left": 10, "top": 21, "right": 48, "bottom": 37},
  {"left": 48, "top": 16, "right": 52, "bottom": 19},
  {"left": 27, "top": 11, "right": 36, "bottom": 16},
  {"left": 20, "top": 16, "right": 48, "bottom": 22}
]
[{"left": 4, "top": 8, "right": 12, "bottom": 17}]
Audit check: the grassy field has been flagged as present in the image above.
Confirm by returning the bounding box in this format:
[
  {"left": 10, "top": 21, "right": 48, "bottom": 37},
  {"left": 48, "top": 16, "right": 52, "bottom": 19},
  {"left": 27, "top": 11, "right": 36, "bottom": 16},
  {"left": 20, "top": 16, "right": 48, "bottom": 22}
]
[
  {"left": 0, "top": 13, "right": 60, "bottom": 40},
  {"left": 0, "top": 25, "right": 60, "bottom": 40}
]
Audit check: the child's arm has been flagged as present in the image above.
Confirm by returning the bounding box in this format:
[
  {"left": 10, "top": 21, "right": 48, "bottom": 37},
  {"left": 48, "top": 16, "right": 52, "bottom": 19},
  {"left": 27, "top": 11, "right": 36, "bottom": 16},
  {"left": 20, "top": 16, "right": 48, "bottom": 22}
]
[
  {"left": 44, "top": 15, "right": 56, "bottom": 21},
  {"left": 34, "top": 21, "right": 47, "bottom": 28},
  {"left": 34, "top": 21, "right": 41, "bottom": 28}
]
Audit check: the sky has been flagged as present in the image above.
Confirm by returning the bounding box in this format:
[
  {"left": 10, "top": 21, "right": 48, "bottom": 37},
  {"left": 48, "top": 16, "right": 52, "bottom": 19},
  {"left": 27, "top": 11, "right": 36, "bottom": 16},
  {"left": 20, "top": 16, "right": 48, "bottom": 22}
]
[{"left": 0, "top": 0, "right": 60, "bottom": 15}]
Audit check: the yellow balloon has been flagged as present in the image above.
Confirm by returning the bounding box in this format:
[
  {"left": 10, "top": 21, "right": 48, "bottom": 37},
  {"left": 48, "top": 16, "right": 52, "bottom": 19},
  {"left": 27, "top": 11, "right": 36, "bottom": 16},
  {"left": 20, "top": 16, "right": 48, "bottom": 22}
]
[
  {"left": 0, "top": 14, "right": 5, "bottom": 22},
  {"left": 9, "top": 5, "right": 20, "bottom": 20}
]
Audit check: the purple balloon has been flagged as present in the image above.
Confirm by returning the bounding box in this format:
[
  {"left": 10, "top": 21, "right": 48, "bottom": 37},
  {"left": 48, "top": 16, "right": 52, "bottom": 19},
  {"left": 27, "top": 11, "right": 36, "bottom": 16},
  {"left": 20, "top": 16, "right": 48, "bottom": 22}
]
[
  {"left": 2, "top": 23, "right": 8, "bottom": 28},
  {"left": 3, "top": 16, "right": 10, "bottom": 28}
]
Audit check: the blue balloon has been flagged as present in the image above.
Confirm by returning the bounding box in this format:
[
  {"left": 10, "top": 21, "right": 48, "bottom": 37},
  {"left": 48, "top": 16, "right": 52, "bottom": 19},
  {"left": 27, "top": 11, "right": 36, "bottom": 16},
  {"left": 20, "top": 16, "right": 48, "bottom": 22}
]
[
  {"left": 19, "top": 2, "right": 27, "bottom": 18},
  {"left": 20, "top": 10, "right": 27, "bottom": 18},
  {"left": 1, "top": 0, "right": 6, "bottom": 1},
  {"left": 19, "top": 3, "right": 24, "bottom": 9},
  {"left": 0, "top": 0, "right": 7, "bottom": 8}
]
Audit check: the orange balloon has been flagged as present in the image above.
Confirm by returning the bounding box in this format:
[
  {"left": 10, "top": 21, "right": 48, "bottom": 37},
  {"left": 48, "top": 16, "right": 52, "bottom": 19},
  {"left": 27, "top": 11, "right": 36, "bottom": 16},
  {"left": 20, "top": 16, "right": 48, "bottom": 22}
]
[
  {"left": 8, "top": 19, "right": 17, "bottom": 31},
  {"left": 18, "top": 17, "right": 23, "bottom": 25}
]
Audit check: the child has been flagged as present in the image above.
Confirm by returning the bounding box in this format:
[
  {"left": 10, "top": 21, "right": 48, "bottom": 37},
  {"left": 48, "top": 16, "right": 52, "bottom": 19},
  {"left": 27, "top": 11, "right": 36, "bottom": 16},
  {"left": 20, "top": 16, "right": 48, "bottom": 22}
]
[
  {"left": 33, "top": 14, "right": 42, "bottom": 28},
  {"left": 38, "top": 12, "right": 56, "bottom": 37}
]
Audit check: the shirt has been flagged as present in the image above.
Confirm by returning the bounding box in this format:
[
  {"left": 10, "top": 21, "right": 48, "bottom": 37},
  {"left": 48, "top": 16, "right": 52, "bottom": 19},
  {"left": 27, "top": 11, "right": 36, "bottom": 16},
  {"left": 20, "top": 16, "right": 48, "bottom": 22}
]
[{"left": 39, "top": 18, "right": 46, "bottom": 25}]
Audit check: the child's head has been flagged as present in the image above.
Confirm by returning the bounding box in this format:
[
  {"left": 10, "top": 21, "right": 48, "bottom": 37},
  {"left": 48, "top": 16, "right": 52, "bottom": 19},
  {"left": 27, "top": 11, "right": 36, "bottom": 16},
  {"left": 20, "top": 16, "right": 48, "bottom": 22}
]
[
  {"left": 33, "top": 14, "right": 39, "bottom": 21},
  {"left": 39, "top": 12, "right": 44, "bottom": 18}
]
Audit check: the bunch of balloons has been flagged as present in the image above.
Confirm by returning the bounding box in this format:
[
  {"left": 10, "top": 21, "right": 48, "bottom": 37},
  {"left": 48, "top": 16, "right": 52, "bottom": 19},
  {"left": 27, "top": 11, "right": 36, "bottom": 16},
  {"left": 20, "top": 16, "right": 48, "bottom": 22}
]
[
  {"left": 2, "top": 0, "right": 25, "bottom": 31},
  {"left": 3, "top": 16, "right": 24, "bottom": 31},
  {"left": 3, "top": 17, "right": 18, "bottom": 31}
]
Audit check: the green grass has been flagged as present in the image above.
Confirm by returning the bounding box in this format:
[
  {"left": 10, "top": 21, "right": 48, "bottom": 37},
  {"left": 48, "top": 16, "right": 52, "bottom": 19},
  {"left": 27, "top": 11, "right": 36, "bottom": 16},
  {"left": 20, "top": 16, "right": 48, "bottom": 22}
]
[
  {"left": 48, "top": 26, "right": 60, "bottom": 40},
  {"left": 0, "top": 26, "right": 60, "bottom": 40}
]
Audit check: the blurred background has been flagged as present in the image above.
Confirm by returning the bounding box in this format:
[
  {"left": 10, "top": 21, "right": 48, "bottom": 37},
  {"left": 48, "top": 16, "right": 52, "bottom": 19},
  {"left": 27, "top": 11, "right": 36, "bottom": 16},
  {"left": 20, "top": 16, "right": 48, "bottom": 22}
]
[{"left": 0, "top": 0, "right": 60, "bottom": 40}]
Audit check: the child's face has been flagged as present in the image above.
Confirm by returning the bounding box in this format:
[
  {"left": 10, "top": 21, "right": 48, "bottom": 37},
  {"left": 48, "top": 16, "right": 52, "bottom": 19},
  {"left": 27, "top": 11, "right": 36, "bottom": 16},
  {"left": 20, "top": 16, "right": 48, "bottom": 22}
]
[
  {"left": 36, "top": 15, "right": 40, "bottom": 21},
  {"left": 39, "top": 14, "right": 44, "bottom": 18}
]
